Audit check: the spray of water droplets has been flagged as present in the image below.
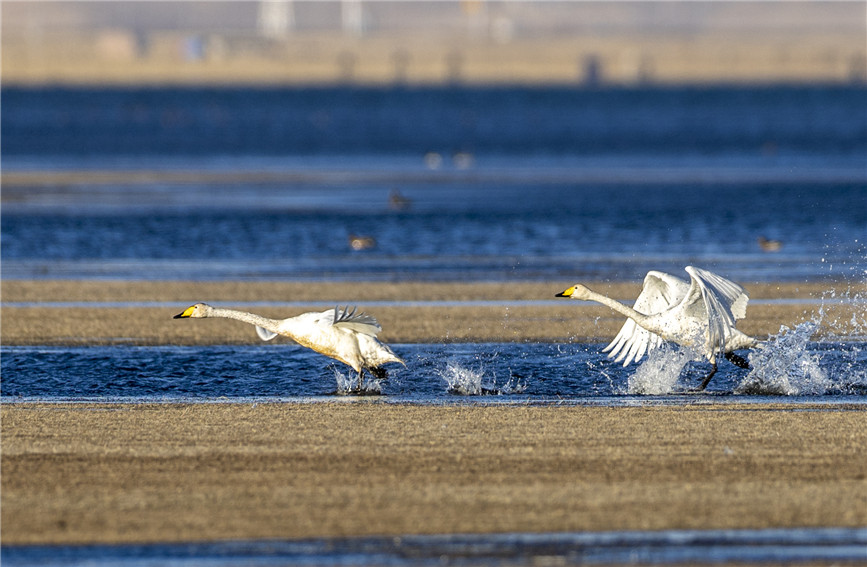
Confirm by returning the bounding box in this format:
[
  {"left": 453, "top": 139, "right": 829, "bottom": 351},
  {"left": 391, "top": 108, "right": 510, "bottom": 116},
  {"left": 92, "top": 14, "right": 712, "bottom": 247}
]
[
  {"left": 627, "top": 343, "right": 697, "bottom": 395},
  {"left": 333, "top": 368, "right": 384, "bottom": 395},
  {"left": 436, "top": 359, "right": 527, "bottom": 396}
]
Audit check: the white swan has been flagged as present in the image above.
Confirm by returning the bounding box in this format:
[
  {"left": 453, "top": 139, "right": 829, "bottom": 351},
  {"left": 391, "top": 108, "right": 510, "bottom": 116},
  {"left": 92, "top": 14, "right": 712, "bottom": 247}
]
[
  {"left": 174, "top": 303, "right": 404, "bottom": 391},
  {"left": 556, "top": 266, "right": 758, "bottom": 390}
]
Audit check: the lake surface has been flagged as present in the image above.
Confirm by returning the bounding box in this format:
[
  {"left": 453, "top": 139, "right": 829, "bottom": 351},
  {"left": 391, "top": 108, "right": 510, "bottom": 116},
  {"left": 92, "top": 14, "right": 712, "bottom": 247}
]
[{"left": 2, "top": 85, "right": 865, "bottom": 282}]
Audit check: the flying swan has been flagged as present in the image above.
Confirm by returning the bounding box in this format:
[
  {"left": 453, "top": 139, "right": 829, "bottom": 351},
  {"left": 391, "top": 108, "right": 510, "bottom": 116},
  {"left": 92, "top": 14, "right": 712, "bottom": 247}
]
[
  {"left": 556, "top": 266, "right": 758, "bottom": 390},
  {"left": 174, "top": 303, "right": 404, "bottom": 391}
]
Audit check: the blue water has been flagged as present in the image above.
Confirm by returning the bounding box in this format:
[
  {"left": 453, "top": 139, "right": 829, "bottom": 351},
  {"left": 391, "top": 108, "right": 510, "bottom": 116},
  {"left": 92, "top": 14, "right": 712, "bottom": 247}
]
[
  {"left": 4, "top": 528, "right": 867, "bottom": 566},
  {"left": 2, "top": 85, "right": 866, "bottom": 282},
  {"left": 3, "top": 339, "right": 865, "bottom": 401},
  {"left": 5, "top": 85, "right": 866, "bottom": 157}
]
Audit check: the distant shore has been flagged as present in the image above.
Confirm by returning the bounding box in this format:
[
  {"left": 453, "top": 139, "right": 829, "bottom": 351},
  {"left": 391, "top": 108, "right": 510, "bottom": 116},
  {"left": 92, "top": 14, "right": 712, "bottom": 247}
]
[
  {"left": 3, "top": 30, "right": 864, "bottom": 86},
  {"left": 2, "top": 279, "right": 862, "bottom": 346}
]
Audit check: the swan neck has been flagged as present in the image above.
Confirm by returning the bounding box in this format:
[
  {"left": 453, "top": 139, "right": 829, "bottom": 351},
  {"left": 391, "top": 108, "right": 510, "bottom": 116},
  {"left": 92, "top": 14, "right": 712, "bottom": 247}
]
[
  {"left": 209, "top": 307, "right": 282, "bottom": 333},
  {"left": 585, "top": 289, "right": 649, "bottom": 324}
]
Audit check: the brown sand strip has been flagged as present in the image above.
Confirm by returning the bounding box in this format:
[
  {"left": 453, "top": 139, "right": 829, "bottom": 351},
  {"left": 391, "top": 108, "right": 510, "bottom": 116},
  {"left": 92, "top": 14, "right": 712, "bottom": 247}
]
[
  {"left": 2, "top": 280, "right": 862, "bottom": 345},
  {"left": 0, "top": 280, "right": 845, "bottom": 303},
  {"left": 2, "top": 403, "right": 866, "bottom": 545}
]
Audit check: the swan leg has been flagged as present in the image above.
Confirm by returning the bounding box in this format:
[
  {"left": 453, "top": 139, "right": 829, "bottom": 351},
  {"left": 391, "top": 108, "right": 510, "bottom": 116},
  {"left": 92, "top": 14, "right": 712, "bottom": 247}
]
[
  {"left": 357, "top": 369, "right": 364, "bottom": 392},
  {"left": 697, "top": 363, "right": 718, "bottom": 391},
  {"left": 725, "top": 351, "right": 750, "bottom": 369}
]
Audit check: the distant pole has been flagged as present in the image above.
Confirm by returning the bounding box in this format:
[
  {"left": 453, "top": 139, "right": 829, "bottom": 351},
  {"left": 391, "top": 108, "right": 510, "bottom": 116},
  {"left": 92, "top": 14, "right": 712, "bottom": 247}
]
[
  {"left": 258, "top": 0, "right": 294, "bottom": 39},
  {"left": 342, "top": 0, "right": 364, "bottom": 37}
]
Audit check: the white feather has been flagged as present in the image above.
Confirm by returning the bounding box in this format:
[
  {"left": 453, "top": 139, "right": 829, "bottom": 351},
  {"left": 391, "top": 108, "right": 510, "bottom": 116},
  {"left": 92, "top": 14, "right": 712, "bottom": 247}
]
[
  {"left": 564, "top": 266, "right": 757, "bottom": 367},
  {"left": 256, "top": 326, "right": 278, "bottom": 341}
]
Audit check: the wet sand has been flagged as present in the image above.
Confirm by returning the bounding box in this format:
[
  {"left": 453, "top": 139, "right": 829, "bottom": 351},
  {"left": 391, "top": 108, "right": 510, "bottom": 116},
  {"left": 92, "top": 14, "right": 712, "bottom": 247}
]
[
  {"left": 3, "top": 402, "right": 866, "bottom": 545},
  {"left": 2, "top": 280, "right": 862, "bottom": 345}
]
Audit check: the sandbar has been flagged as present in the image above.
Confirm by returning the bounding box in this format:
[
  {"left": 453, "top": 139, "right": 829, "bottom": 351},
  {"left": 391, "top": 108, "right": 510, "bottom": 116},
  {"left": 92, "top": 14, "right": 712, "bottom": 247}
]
[
  {"left": 3, "top": 402, "right": 866, "bottom": 545},
  {"left": 2, "top": 280, "right": 863, "bottom": 345}
]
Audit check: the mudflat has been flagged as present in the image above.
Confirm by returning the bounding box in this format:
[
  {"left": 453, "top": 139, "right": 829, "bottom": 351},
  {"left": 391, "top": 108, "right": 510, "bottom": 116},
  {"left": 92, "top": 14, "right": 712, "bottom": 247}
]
[
  {"left": 2, "top": 280, "right": 862, "bottom": 345},
  {"left": 3, "top": 402, "right": 866, "bottom": 545}
]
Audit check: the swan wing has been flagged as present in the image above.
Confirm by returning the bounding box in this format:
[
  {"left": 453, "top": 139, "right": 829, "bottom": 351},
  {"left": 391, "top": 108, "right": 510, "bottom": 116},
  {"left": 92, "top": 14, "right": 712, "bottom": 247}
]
[
  {"left": 637, "top": 271, "right": 691, "bottom": 313},
  {"left": 684, "top": 266, "right": 749, "bottom": 358},
  {"left": 603, "top": 271, "right": 687, "bottom": 365},
  {"left": 255, "top": 326, "right": 279, "bottom": 341},
  {"left": 330, "top": 305, "right": 383, "bottom": 337}
]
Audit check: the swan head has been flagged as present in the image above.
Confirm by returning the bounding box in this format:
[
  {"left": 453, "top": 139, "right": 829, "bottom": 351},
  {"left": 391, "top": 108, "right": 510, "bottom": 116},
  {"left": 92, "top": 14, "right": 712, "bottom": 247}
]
[
  {"left": 555, "top": 284, "right": 592, "bottom": 300},
  {"left": 173, "top": 303, "right": 213, "bottom": 319}
]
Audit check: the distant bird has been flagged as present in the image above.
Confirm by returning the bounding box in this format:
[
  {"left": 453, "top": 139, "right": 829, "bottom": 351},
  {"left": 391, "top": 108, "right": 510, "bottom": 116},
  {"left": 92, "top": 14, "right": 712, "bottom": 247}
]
[
  {"left": 452, "top": 151, "right": 474, "bottom": 169},
  {"left": 757, "top": 236, "right": 782, "bottom": 252},
  {"left": 174, "top": 304, "right": 404, "bottom": 392},
  {"left": 349, "top": 234, "right": 377, "bottom": 251},
  {"left": 424, "top": 152, "right": 443, "bottom": 170},
  {"left": 388, "top": 189, "right": 412, "bottom": 211},
  {"left": 556, "top": 266, "right": 758, "bottom": 390}
]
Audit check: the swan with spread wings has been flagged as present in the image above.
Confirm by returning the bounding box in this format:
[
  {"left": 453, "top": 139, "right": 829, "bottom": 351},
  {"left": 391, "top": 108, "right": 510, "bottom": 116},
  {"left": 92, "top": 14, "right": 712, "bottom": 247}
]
[
  {"left": 556, "top": 266, "right": 758, "bottom": 390},
  {"left": 174, "top": 303, "right": 404, "bottom": 391}
]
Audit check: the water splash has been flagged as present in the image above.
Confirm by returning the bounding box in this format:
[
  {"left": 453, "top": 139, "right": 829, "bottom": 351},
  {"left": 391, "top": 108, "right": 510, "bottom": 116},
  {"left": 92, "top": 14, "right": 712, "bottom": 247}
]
[
  {"left": 333, "top": 368, "right": 384, "bottom": 396},
  {"left": 737, "top": 283, "right": 867, "bottom": 395},
  {"left": 628, "top": 344, "right": 696, "bottom": 395},
  {"left": 437, "top": 359, "right": 526, "bottom": 396},
  {"left": 736, "top": 322, "right": 830, "bottom": 395}
]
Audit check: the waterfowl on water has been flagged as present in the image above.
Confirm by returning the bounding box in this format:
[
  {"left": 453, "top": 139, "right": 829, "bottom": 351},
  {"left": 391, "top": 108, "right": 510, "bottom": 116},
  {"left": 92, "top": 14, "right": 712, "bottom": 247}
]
[
  {"left": 349, "top": 234, "right": 377, "bottom": 250},
  {"left": 757, "top": 236, "right": 782, "bottom": 252},
  {"left": 174, "top": 303, "right": 403, "bottom": 391},
  {"left": 556, "top": 266, "right": 758, "bottom": 390}
]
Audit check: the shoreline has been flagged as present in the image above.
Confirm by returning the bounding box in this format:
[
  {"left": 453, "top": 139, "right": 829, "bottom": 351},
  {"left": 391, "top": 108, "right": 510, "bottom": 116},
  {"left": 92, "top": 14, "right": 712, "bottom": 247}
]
[
  {"left": 2, "top": 280, "right": 863, "bottom": 346},
  {"left": 3, "top": 402, "right": 866, "bottom": 545}
]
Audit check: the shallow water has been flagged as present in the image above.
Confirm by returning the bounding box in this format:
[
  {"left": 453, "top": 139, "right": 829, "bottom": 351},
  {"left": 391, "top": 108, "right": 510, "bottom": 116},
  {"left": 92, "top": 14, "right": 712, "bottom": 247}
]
[
  {"left": 3, "top": 527, "right": 866, "bottom": 566},
  {"left": 3, "top": 335, "right": 865, "bottom": 402}
]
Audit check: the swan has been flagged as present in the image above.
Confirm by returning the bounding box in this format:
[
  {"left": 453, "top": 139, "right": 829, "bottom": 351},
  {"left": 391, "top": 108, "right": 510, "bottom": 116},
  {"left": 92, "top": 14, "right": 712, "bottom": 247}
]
[
  {"left": 556, "top": 266, "right": 758, "bottom": 390},
  {"left": 174, "top": 303, "right": 404, "bottom": 391}
]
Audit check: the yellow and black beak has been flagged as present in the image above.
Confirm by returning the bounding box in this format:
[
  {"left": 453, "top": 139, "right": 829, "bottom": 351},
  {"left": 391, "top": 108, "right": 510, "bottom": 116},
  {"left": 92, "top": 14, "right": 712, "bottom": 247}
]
[
  {"left": 173, "top": 306, "right": 195, "bottom": 319},
  {"left": 555, "top": 286, "right": 575, "bottom": 298}
]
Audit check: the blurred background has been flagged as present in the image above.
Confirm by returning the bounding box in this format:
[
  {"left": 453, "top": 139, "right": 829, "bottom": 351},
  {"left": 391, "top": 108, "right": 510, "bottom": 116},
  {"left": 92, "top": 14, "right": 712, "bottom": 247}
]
[
  {"left": 2, "top": 1, "right": 866, "bottom": 283},
  {"left": 3, "top": 0, "right": 865, "bottom": 85}
]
